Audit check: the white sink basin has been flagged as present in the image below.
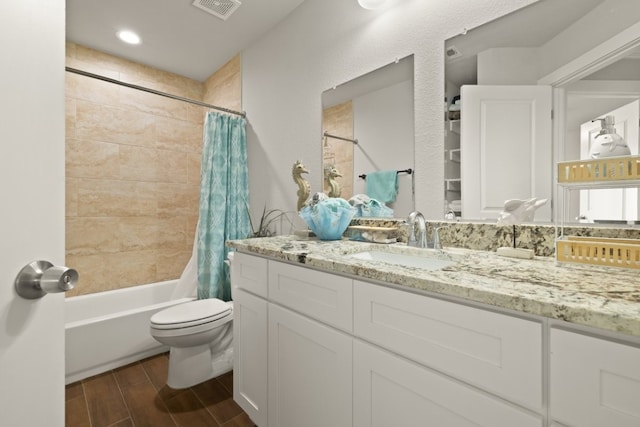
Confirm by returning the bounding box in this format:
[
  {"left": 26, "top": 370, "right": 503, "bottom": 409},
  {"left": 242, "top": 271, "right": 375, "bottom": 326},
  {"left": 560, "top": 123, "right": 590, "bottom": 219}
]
[{"left": 347, "top": 250, "right": 455, "bottom": 271}]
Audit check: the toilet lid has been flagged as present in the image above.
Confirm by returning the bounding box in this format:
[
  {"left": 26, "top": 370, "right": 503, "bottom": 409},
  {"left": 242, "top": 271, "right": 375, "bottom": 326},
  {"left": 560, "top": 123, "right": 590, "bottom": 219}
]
[{"left": 150, "top": 299, "right": 231, "bottom": 328}]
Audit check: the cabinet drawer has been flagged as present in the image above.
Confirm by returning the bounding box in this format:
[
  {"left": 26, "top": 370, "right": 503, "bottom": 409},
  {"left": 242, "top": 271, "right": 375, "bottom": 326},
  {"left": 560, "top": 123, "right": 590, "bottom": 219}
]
[
  {"left": 354, "top": 340, "right": 542, "bottom": 427},
  {"left": 231, "top": 252, "right": 268, "bottom": 297},
  {"left": 550, "top": 328, "right": 640, "bottom": 427},
  {"left": 354, "top": 280, "right": 542, "bottom": 411},
  {"left": 268, "top": 261, "right": 353, "bottom": 332}
]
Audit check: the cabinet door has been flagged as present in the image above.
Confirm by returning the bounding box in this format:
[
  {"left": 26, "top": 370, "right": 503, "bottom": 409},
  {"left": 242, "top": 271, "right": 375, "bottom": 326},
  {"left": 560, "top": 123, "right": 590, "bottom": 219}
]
[
  {"left": 550, "top": 328, "right": 640, "bottom": 427},
  {"left": 269, "top": 261, "right": 353, "bottom": 332},
  {"left": 353, "top": 281, "right": 542, "bottom": 411},
  {"left": 461, "top": 85, "right": 552, "bottom": 221},
  {"left": 353, "top": 340, "right": 542, "bottom": 427},
  {"left": 268, "top": 304, "right": 352, "bottom": 427},
  {"left": 232, "top": 252, "right": 268, "bottom": 297},
  {"left": 233, "top": 289, "right": 268, "bottom": 427}
]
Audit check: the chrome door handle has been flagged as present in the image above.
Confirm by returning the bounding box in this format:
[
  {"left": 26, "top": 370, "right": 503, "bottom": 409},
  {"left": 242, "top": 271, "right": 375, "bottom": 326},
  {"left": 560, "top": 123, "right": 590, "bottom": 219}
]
[{"left": 15, "top": 260, "right": 78, "bottom": 299}]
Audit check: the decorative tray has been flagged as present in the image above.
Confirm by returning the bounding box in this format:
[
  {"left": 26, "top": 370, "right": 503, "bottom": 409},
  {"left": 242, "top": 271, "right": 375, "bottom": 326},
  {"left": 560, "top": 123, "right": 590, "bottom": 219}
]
[{"left": 346, "top": 225, "right": 399, "bottom": 243}]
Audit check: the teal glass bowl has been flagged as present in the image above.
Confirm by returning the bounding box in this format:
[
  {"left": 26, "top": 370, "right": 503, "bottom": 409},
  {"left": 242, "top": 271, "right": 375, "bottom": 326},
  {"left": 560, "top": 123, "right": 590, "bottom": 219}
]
[{"left": 299, "top": 199, "right": 355, "bottom": 241}]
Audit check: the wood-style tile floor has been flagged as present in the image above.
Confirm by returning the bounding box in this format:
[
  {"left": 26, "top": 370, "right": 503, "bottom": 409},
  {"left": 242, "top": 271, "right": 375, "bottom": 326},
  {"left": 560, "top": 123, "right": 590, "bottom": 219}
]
[{"left": 65, "top": 353, "right": 256, "bottom": 427}]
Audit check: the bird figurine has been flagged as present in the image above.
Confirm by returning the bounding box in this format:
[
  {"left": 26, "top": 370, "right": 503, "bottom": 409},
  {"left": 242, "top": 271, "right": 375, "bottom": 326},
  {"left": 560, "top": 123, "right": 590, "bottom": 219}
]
[
  {"left": 497, "top": 198, "right": 548, "bottom": 225},
  {"left": 496, "top": 198, "right": 548, "bottom": 260},
  {"left": 292, "top": 160, "right": 311, "bottom": 211},
  {"left": 324, "top": 164, "right": 342, "bottom": 198}
]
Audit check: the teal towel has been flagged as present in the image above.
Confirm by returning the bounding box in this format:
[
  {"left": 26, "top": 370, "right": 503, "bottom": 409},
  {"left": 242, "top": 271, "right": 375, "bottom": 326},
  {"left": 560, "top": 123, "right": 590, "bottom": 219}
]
[{"left": 365, "top": 170, "right": 398, "bottom": 203}]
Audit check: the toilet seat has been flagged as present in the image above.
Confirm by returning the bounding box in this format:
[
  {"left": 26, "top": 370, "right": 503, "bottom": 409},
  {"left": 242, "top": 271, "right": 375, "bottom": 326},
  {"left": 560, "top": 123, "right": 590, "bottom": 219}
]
[{"left": 150, "top": 299, "right": 232, "bottom": 330}]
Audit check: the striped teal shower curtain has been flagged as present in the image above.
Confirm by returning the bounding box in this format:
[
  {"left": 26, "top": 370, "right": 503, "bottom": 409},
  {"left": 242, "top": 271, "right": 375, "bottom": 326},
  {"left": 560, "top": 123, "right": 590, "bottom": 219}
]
[{"left": 197, "top": 112, "right": 250, "bottom": 300}]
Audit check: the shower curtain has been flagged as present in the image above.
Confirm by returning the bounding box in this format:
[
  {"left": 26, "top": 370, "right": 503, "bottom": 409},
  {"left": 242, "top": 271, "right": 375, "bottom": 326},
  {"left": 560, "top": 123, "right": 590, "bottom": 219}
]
[{"left": 197, "top": 111, "right": 250, "bottom": 300}]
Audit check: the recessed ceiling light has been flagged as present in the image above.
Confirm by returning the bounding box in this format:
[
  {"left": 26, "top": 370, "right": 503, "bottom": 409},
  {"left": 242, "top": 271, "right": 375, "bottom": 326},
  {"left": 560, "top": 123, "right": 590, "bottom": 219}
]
[
  {"left": 357, "top": 0, "right": 387, "bottom": 10},
  {"left": 116, "top": 30, "right": 141, "bottom": 45}
]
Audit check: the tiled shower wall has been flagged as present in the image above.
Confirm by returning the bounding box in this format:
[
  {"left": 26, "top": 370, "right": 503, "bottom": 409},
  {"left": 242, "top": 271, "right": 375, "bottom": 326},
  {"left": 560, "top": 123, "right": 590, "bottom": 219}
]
[
  {"left": 65, "top": 43, "right": 241, "bottom": 296},
  {"left": 322, "top": 101, "right": 354, "bottom": 198}
]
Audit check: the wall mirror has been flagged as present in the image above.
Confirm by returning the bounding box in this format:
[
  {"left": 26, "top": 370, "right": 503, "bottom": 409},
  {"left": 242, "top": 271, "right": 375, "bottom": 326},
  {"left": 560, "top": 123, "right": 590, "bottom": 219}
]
[
  {"left": 445, "top": 0, "right": 640, "bottom": 225},
  {"left": 321, "top": 55, "right": 415, "bottom": 217}
]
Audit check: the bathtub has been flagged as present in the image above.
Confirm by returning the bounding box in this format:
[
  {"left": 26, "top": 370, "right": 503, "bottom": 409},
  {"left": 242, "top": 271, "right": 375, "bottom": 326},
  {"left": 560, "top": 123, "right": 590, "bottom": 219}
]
[{"left": 65, "top": 280, "right": 195, "bottom": 384}]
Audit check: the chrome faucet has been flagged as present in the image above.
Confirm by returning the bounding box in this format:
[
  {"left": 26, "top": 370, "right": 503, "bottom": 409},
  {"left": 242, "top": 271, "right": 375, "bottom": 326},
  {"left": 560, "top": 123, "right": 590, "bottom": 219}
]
[
  {"left": 407, "top": 211, "right": 427, "bottom": 248},
  {"left": 432, "top": 226, "right": 449, "bottom": 250}
]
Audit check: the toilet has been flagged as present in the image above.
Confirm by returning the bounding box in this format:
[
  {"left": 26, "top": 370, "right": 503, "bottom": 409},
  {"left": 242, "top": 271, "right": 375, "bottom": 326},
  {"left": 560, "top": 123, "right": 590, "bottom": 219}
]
[{"left": 150, "top": 297, "right": 233, "bottom": 389}]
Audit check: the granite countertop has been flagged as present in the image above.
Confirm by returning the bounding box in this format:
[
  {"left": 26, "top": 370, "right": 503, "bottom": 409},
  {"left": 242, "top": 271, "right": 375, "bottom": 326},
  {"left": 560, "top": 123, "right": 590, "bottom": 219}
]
[{"left": 227, "top": 236, "right": 640, "bottom": 338}]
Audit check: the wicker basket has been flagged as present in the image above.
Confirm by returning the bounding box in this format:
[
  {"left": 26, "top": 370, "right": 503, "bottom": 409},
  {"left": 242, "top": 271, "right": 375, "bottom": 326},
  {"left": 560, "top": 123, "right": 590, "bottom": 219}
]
[
  {"left": 557, "top": 155, "right": 640, "bottom": 185},
  {"left": 556, "top": 236, "right": 640, "bottom": 270}
]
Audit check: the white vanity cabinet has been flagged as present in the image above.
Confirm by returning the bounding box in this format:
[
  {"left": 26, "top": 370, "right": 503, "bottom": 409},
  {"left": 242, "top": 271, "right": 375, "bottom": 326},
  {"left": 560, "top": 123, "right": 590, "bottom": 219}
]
[
  {"left": 353, "top": 340, "right": 541, "bottom": 427},
  {"left": 267, "top": 260, "right": 354, "bottom": 427},
  {"left": 232, "top": 252, "right": 354, "bottom": 427},
  {"left": 268, "top": 303, "right": 353, "bottom": 427},
  {"left": 231, "top": 251, "right": 639, "bottom": 427},
  {"left": 352, "top": 280, "right": 543, "bottom": 427},
  {"left": 550, "top": 328, "right": 640, "bottom": 427},
  {"left": 231, "top": 252, "right": 269, "bottom": 427}
]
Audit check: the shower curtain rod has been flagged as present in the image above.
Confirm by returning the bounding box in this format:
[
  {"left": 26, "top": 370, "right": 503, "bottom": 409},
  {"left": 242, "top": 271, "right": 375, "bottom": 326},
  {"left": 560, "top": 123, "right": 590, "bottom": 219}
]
[
  {"left": 323, "top": 131, "right": 358, "bottom": 145},
  {"left": 65, "top": 67, "right": 246, "bottom": 118}
]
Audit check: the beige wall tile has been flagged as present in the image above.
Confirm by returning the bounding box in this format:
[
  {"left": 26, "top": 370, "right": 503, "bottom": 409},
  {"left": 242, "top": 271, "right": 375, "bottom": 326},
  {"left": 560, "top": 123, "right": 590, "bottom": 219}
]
[
  {"left": 66, "top": 73, "right": 120, "bottom": 106},
  {"left": 187, "top": 105, "right": 207, "bottom": 124},
  {"left": 323, "top": 101, "right": 354, "bottom": 198},
  {"left": 120, "top": 70, "right": 203, "bottom": 102},
  {"left": 155, "top": 217, "right": 188, "bottom": 251},
  {"left": 67, "top": 138, "right": 120, "bottom": 179},
  {"left": 156, "top": 115, "right": 203, "bottom": 153},
  {"left": 156, "top": 249, "right": 192, "bottom": 282},
  {"left": 65, "top": 43, "right": 241, "bottom": 296},
  {"left": 187, "top": 152, "right": 201, "bottom": 185},
  {"left": 156, "top": 183, "right": 199, "bottom": 218},
  {"left": 186, "top": 216, "right": 198, "bottom": 245},
  {"left": 66, "top": 178, "right": 78, "bottom": 218},
  {"left": 156, "top": 149, "right": 189, "bottom": 184},
  {"left": 117, "top": 85, "right": 189, "bottom": 121},
  {"left": 76, "top": 100, "right": 156, "bottom": 147},
  {"left": 77, "top": 179, "right": 157, "bottom": 217},
  {"left": 203, "top": 54, "right": 242, "bottom": 112},
  {"left": 66, "top": 217, "right": 121, "bottom": 256},
  {"left": 118, "top": 145, "right": 158, "bottom": 182},
  {"left": 66, "top": 97, "right": 76, "bottom": 139}
]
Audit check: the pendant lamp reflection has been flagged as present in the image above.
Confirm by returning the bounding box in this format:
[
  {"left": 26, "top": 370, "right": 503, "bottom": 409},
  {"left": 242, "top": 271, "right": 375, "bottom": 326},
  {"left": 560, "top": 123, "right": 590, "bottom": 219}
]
[{"left": 358, "top": 0, "right": 387, "bottom": 10}]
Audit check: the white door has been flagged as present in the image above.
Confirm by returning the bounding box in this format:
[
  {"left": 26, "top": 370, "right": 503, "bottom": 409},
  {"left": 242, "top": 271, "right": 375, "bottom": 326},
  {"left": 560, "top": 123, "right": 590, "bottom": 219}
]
[
  {"left": 461, "top": 85, "right": 553, "bottom": 221},
  {"left": 0, "top": 2, "right": 66, "bottom": 426},
  {"left": 579, "top": 100, "right": 640, "bottom": 222}
]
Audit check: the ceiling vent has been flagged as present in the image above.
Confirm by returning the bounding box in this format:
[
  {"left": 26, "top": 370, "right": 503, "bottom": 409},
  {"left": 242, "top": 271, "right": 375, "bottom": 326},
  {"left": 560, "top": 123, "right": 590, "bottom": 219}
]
[
  {"left": 192, "top": 0, "right": 241, "bottom": 21},
  {"left": 445, "top": 45, "right": 462, "bottom": 60}
]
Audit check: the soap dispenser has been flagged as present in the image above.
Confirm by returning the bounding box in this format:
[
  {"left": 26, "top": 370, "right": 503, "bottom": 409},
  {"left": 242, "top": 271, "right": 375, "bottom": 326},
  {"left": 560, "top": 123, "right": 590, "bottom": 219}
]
[{"left": 589, "top": 115, "right": 631, "bottom": 159}]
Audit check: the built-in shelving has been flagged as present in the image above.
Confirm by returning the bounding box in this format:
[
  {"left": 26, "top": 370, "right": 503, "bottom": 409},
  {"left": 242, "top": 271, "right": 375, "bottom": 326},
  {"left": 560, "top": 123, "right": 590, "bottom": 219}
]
[
  {"left": 447, "top": 148, "right": 460, "bottom": 163},
  {"left": 445, "top": 178, "right": 461, "bottom": 192},
  {"left": 448, "top": 119, "right": 460, "bottom": 134}
]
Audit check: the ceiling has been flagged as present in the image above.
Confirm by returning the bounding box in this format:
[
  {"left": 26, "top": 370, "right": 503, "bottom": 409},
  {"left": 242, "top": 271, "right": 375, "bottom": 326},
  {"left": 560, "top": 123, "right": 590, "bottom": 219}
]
[
  {"left": 445, "top": 0, "right": 603, "bottom": 87},
  {"left": 66, "top": 0, "right": 307, "bottom": 82}
]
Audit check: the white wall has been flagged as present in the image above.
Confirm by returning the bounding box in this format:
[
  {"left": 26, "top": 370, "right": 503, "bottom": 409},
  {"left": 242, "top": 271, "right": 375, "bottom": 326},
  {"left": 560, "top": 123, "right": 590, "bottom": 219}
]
[
  {"left": 0, "top": 1, "right": 66, "bottom": 425},
  {"left": 242, "top": 0, "right": 536, "bottom": 220},
  {"left": 353, "top": 79, "right": 414, "bottom": 215},
  {"left": 539, "top": 0, "right": 640, "bottom": 78},
  {"left": 478, "top": 47, "right": 540, "bottom": 85}
]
